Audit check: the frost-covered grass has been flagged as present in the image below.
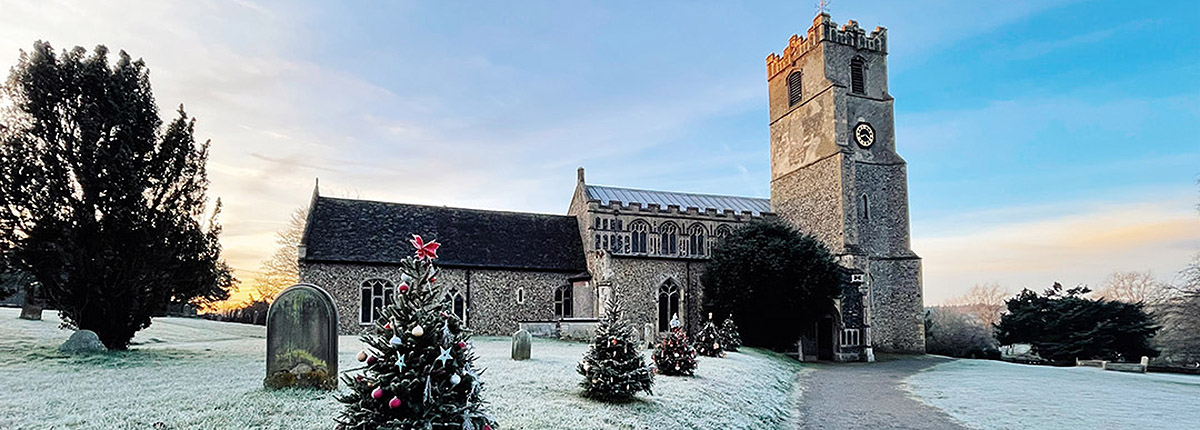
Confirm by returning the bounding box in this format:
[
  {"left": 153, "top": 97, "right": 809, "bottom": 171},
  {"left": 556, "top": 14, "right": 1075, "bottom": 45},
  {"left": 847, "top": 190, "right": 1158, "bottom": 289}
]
[
  {"left": 906, "top": 359, "right": 1200, "bottom": 430},
  {"left": 0, "top": 308, "right": 807, "bottom": 429},
  {"left": 477, "top": 337, "right": 805, "bottom": 429}
]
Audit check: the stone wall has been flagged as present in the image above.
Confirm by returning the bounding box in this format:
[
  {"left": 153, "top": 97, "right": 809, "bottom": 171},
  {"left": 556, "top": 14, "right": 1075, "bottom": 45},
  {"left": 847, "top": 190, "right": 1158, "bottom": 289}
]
[
  {"left": 299, "top": 261, "right": 574, "bottom": 336},
  {"left": 868, "top": 258, "right": 925, "bottom": 352},
  {"left": 602, "top": 256, "right": 706, "bottom": 339},
  {"left": 770, "top": 153, "right": 847, "bottom": 254},
  {"left": 852, "top": 162, "right": 914, "bottom": 258}
]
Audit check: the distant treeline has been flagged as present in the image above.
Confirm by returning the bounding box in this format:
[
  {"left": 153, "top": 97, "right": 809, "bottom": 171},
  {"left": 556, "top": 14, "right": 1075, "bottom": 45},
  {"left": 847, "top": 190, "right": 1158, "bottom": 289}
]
[{"left": 201, "top": 299, "right": 270, "bottom": 326}]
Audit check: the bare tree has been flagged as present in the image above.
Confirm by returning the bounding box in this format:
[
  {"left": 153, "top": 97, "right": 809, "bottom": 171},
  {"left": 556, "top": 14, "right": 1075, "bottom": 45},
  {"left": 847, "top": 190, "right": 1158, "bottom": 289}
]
[
  {"left": 250, "top": 207, "right": 307, "bottom": 301},
  {"left": 1095, "top": 270, "right": 1172, "bottom": 305},
  {"left": 944, "top": 283, "right": 1009, "bottom": 329},
  {"left": 1156, "top": 255, "right": 1200, "bottom": 365}
]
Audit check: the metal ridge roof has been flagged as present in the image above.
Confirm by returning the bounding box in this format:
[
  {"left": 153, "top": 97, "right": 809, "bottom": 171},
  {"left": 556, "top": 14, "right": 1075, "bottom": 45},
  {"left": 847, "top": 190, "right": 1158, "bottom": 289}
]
[{"left": 585, "top": 185, "right": 771, "bottom": 216}]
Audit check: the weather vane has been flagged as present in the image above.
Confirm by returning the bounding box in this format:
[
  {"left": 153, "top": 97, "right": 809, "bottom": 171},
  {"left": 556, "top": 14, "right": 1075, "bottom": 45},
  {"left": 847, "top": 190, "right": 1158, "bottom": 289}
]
[{"left": 816, "top": 0, "right": 830, "bottom": 15}]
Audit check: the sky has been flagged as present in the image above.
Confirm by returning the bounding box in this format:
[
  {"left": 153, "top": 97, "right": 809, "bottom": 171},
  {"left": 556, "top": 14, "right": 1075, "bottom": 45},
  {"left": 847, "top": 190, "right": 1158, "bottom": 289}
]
[{"left": 0, "top": 0, "right": 1197, "bottom": 306}]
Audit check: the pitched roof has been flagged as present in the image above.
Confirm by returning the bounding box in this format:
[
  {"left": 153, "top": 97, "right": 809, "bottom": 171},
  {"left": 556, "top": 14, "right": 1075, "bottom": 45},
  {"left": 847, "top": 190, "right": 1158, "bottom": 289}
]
[
  {"left": 301, "top": 196, "right": 586, "bottom": 272},
  {"left": 585, "top": 185, "right": 771, "bottom": 216}
]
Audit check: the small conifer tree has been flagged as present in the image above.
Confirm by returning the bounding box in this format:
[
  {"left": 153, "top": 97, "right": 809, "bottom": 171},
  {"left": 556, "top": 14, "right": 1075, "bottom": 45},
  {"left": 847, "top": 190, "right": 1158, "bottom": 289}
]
[
  {"left": 336, "top": 236, "right": 497, "bottom": 430},
  {"left": 577, "top": 295, "right": 654, "bottom": 401},
  {"left": 695, "top": 313, "right": 725, "bottom": 357},
  {"left": 652, "top": 314, "right": 697, "bottom": 376},
  {"left": 719, "top": 316, "right": 743, "bottom": 352}
]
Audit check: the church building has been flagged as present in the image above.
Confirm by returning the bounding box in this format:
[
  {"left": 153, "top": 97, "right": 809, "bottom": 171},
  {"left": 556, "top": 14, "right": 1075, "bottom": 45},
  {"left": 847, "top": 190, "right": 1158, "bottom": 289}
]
[{"left": 298, "top": 13, "right": 926, "bottom": 360}]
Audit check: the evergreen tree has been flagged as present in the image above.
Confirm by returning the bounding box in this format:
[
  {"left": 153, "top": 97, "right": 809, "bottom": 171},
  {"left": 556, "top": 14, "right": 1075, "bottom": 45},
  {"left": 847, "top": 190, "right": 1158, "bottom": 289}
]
[
  {"left": 0, "top": 42, "right": 232, "bottom": 349},
  {"left": 997, "top": 282, "right": 1159, "bottom": 365},
  {"left": 719, "top": 316, "right": 742, "bottom": 352},
  {"left": 337, "top": 236, "right": 497, "bottom": 430},
  {"left": 695, "top": 313, "right": 725, "bottom": 357},
  {"left": 577, "top": 295, "right": 654, "bottom": 401},
  {"left": 702, "top": 220, "right": 840, "bottom": 350},
  {"left": 652, "top": 314, "right": 697, "bottom": 376}
]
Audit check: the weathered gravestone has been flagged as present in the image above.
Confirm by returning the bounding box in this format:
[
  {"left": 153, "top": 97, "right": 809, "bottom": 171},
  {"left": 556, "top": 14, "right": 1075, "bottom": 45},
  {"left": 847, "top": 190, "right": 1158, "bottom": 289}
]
[
  {"left": 264, "top": 283, "right": 338, "bottom": 390},
  {"left": 642, "top": 323, "right": 655, "bottom": 349},
  {"left": 511, "top": 329, "right": 531, "bottom": 360},
  {"left": 19, "top": 291, "right": 42, "bottom": 321},
  {"left": 59, "top": 330, "right": 105, "bottom": 354}
]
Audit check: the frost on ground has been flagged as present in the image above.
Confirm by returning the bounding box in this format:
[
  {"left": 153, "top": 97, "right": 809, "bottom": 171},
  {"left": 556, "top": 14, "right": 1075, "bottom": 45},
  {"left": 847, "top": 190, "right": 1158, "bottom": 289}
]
[
  {"left": 905, "top": 358, "right": 1200, "bottom": 430},
  {"left": 0, "top": 308, "right": 806, "bottom": 429}
]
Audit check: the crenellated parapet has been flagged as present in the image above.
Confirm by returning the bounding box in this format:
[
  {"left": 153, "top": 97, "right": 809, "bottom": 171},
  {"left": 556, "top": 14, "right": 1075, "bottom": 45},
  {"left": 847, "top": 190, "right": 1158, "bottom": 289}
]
[
  {"left": 766, "top": 13, "right": 887, "bottom": 80},
  {"left": 588, "top": 200, "right": 769, "bottom": 220}
]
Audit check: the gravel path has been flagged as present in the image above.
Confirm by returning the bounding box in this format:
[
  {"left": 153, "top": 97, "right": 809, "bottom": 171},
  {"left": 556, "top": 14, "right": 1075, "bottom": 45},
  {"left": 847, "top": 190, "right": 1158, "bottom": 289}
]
[{"left": 795, "top": 355, "right": 966, "bottom": 430}]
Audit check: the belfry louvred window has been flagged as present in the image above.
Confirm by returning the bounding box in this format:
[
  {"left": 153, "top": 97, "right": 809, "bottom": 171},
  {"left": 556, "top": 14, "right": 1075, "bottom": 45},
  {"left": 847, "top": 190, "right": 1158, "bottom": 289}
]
[
  {"left": 850, "top": 57, "right": 866, "bottom": 94},
  {"left": 787, "top": 71, "right": 803, "bottom": 105}
]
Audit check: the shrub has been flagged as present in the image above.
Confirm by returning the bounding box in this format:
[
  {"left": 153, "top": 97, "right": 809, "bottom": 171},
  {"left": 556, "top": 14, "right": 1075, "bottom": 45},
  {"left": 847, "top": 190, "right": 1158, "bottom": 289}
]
[{"left": 924, "top": 307, "right": 999, "bottom": 359}]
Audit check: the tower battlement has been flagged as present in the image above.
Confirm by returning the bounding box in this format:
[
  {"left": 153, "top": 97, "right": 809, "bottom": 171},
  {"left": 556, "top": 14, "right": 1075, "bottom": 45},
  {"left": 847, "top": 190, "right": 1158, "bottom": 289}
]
[{"left": 765, "top": 13, "right": 887, "bottom": 80}]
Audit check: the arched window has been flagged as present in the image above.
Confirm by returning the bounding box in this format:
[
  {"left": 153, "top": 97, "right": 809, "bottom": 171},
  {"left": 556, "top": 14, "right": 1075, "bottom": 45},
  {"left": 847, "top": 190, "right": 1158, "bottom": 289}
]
[
  {"left": 659, "top": 222, "right": 679, "bottom": 256},
  {"left": 688, "top": 224, "right": 707, "bottom": 256},
  {"left": 554, "top": 285, "right": 573, "bottom": 318},
  {"left": 629, "top": 219, "right": 650, "bottom": 253},
  {"left": 787, "top": 71, "right": 803, "bottom": 106},
  {"left": 715, "top": 224, "right": 733, "bottom": 239},
  {"left": 445, "top": 289, "right": 467, "bottom": 323},
  {"left": 658, "top": 280, "right": 681, "bottom": 331},
  {"left": 850, "top": 57, "right": 866, "bottom": 95},
  {"left": 360, "top": 279, "right": 395, "bottom": 325}
]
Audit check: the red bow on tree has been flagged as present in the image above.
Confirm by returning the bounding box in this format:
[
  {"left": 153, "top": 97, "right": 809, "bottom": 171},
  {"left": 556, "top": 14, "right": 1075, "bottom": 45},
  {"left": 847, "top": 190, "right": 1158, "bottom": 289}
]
[{"left": 411, "top": 234, "right": 440, "bottom": 260}]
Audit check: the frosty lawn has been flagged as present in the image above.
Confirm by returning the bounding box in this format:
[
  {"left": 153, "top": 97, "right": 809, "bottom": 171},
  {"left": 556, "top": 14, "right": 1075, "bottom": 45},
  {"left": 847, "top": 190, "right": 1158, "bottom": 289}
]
[
  {"left": 0, "top": 308, "right": 806, "bottom": 429},
  {"left": 906, "top": 359, "right": 1200, "bottom": 430}
]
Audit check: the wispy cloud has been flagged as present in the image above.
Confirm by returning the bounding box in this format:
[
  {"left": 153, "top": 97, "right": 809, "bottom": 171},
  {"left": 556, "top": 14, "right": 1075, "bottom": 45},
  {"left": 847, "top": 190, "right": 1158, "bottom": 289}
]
[{"left": 916, "top": 196, "right": 1200, "bottom": 304}]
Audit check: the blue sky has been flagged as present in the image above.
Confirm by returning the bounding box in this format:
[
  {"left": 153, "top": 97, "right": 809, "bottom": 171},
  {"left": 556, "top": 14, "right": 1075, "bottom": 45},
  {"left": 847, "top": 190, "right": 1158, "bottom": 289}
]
[{"left": 1, "top": 0, "right": 1197, "bottom": 304}]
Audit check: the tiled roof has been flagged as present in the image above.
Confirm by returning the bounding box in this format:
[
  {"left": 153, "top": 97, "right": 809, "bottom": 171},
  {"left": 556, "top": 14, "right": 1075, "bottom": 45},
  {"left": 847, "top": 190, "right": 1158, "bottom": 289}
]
[
  {"left": 585, "top": 185, "right": 771, "bottom": 216},
  {"left": 301, "top": 197, "right": 586, "bottom": 272}
]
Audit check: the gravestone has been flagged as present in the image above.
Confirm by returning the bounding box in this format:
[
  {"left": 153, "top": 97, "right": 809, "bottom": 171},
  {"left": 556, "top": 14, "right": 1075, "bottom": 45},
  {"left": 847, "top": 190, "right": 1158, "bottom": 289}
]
[
  {"left": 264, "top": 283, "right": 339, "bottom": 390},
  {"left": 19, "top": 292, "right": 42, "bottom": 321},
  {"left": 642, "top": 323, "right": 655, "bottom": 349},
  {"left": 59, "top": 330, "right": 105, "bottom": 354},
  {"left": 511, "top": 329, "right": 531, "bottom": 360}
]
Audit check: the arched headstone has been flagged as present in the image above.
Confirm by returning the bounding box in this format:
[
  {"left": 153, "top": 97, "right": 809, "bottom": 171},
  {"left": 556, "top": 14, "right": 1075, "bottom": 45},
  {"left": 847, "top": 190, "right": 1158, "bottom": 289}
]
[
  {"left": 264, "top": 283, "right": 339, "bottom": 390},
  {"left": 511, "top": 329, "right": 531, "bottom": 360}
]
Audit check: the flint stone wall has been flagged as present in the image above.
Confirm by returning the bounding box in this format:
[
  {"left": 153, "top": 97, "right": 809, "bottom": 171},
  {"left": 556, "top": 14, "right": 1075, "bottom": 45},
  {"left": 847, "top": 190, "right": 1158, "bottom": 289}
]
[{"left": 299, "top": 261, "right": 573, "bottom": 336}]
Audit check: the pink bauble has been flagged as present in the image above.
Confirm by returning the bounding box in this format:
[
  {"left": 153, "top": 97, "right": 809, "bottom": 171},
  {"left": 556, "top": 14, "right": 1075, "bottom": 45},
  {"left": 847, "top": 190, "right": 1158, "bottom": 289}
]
[
  {"left": 398, "top": 283, "right": 409, "bottom": 293},
  {"left": 388, "top": 396, "right": 402, "bottom": 409},
  {"left": 371, "top": 387, "right": 384, "bottom": 399},
  {"left": 457, "top": 341, "right": 467, "bottom": 349}
]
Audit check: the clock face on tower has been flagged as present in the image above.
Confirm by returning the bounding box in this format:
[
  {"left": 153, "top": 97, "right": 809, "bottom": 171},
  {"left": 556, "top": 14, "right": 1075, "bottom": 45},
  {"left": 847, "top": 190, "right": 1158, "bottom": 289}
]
[{"left": 854, "top": 122, "right": 875, "bottom": 148}]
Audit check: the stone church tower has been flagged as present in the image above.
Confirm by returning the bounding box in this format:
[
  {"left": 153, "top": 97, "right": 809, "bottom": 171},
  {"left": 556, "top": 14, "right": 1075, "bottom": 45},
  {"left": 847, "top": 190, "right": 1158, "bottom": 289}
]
[{"left": 766, "top": 13, "right": 925, "bottom": 353}]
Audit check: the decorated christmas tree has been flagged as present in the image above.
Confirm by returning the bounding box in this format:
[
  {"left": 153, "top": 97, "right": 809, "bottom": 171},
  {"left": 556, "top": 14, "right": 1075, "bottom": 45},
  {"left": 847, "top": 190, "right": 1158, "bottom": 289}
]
[
  {"left": 577, "top": 295, "right": 654, "bottom": 401},
  {"left": 336, "top": 235, "right": 498, "bottom": 430},
  {"left": 652, "top": 314, "right": 697, "bottom": 376},
  {"left": 694, "top": 313, "right": 725, "bottom": 358},
  {"left": 719, "top": 316, "right": 743, "bottom": 352}
]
